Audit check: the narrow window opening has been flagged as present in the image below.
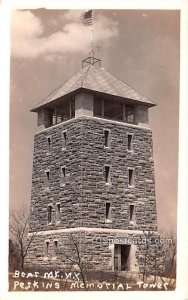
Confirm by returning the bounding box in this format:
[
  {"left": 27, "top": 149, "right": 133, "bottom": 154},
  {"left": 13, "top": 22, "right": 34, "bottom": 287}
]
[
  {"left": 106, "top": 202, "right": 112, "bottom": 221},
  {"left": 129, "top": 204, "right": 135, "bottom": 221},
  {"left": 56, "top": 203, "right": 61, "bottom": 222},
  {"left": 61, "top": 166, "right": 66, "bottom": 185},
  {"left": 128, "top": 134, "right": 133, "bottom": 151},
  {"left": 47, "top": 137, "right": 51, "bottom": 153},
  {"left": 45, "top": 241, "right": 49, "bottom": 256},
  {"left": 104, "top": 130, "right": 110, "bottom": 147},
  {"left": 45, "top": 171, "right": 50, "bottom": 188},
  {"left": 128, "top": 169, "right": 134, "bottom": 186},
  {"left": 47, "top": 205, "right": 52, "bottom": 224},
  {"left": 105, "top": 166, "right": 110, "bottom": 183},
  {"left": 62, "top": 131, "right": 67, "bottom": 149},
  {"left": 53, "top": 240, "right": 58, "bottom": 257}
]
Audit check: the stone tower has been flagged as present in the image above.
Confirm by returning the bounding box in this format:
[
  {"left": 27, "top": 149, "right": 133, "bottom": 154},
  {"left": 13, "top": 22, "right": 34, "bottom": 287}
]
[{"left": 27, "top": 57, "right": 158, "bottom": 273}]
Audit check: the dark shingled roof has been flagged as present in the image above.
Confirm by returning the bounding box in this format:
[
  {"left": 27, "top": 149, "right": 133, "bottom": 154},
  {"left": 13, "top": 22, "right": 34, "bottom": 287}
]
[{"left": 31, "top": 64, "right": 155, "bottom": 112}]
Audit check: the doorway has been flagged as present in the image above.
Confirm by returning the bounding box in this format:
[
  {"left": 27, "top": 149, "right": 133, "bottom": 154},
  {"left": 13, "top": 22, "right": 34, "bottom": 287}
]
[{"left": 114, "top": 244, "right": 131, "bottom": 271}]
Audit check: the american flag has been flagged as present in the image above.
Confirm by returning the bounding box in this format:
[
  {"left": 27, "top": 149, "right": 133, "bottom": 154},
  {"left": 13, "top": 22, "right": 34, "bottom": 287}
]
[{"left": 81, "top": 10, "right": 93, "bottom": 26}]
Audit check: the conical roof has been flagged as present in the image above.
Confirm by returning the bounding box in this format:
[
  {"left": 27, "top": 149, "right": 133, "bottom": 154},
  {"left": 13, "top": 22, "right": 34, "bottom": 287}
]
[{"left": 31, "top": 64, "right": 155, "bottom": 112}]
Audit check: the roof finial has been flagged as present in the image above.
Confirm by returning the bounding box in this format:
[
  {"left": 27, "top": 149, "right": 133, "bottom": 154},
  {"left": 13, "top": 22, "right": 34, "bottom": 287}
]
[{"left": 82, "top": 56, "right": 101, "bottom": 68}]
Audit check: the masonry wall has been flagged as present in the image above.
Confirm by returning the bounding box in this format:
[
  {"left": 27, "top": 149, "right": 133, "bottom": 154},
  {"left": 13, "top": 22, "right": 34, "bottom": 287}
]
[
  {"left": 80, "top": 117, "right": 157, "bottom": 231},
  {"left": 30, "top": 118, "right": 83, "bottom": 231},
  {"left": 26, "top": 230, "right": 161, "bottom": 273},
  {"left": 30, "top": 116, "right": 157, "bottom": 232}
]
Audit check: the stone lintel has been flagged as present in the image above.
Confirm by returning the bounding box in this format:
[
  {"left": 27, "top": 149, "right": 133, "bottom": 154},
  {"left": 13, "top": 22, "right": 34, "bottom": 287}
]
[{"left": 29, "top": 227, "right": 158, "bottom": 236}]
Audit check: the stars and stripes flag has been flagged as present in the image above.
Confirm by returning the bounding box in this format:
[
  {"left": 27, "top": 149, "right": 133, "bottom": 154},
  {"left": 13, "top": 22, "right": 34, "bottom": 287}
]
[{"left": 81, "top": 10, "right": 93, "bottom": 26}]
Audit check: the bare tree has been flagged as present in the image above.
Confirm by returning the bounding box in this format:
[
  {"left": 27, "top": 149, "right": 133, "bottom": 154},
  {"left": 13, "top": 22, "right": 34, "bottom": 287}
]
[
  {"left": 140, "top": 230, "right": 155, "bottom": 281},
  {"left": 158, "top": 232, "right": 176, "bottom": 288},
  {"left": 140, "top": 230, "right": 176, "bottom": 287},
  {"left": 57, "top": 233, "right": 92, "bottom": 290},
  {"left": 9, "top": 204, "right": 37, "bottom": 270},
  {"left": 9, "top": 239, "right": 20, "bottom": 271}
]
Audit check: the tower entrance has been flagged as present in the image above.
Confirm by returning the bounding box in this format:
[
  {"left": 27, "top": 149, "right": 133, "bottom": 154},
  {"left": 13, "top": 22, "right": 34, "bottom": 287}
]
[{"left": 114, "top": 244, "right": 131, "bottom": 271}]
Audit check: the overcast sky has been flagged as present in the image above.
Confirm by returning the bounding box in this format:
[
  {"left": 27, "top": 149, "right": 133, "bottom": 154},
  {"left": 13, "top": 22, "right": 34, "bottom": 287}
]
[{"left": 10, "top": 9, "right": 180, "bottom": 234}]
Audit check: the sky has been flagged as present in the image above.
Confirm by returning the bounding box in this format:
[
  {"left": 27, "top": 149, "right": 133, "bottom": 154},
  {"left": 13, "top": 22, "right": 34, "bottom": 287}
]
[{"left": 9, "top": 9, "right": 180, "bottom": 234}]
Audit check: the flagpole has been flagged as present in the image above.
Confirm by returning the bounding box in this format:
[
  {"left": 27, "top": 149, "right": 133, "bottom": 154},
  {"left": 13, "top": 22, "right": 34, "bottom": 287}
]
[
  {"left": 91, "top": 10, "right": 94, "bottom": 58},
  {"left": 91, "top": 27, "right": 94, "bottom": 57},
  {"left": 82, "top": 10, "right": 94, "bottom": 60}
]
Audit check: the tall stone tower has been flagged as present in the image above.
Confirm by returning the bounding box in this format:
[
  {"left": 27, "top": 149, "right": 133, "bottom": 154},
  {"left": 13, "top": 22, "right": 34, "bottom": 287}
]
[{"left": 27, "top": 56, "right": 158, "bottom": 273}]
